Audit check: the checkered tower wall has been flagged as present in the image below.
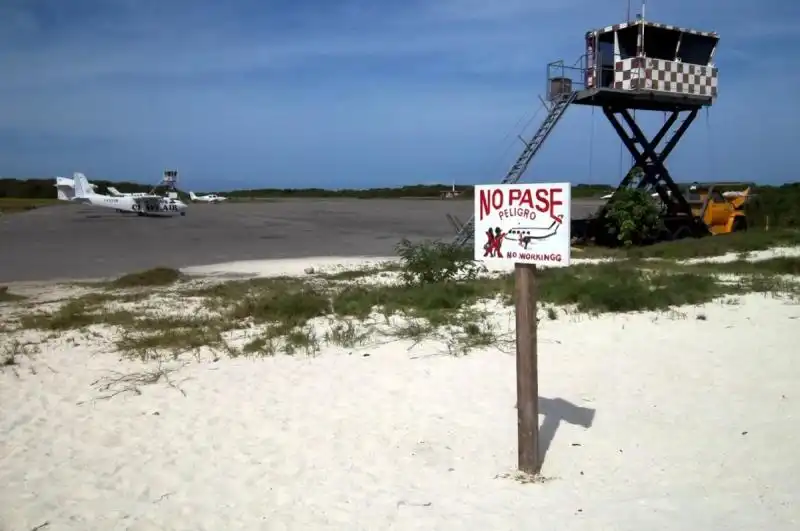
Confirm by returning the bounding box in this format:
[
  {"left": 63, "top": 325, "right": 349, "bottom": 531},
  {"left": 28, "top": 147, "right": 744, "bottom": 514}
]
[
  {"left": 614, "top": 57, "right": 718, "bottom": 98},
  {"left": 584, "top": 20, "right": 719, "bottom": 101}
]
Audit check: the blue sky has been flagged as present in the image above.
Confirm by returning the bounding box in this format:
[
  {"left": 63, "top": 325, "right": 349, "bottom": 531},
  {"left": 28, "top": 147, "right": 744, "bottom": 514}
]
[{"left": 0, "top": 0, "right": 797, "bottom": 190}]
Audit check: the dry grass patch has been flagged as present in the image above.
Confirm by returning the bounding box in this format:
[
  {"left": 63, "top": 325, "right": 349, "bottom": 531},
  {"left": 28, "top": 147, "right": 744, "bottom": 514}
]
[
  {"left": 0, "top": 197, "right": 62, "bottom": 214},
  {"left": 107, "top": 267, "right": 185, "bottom": 288},
  {"left": 576, "top": 229, "right": 800, "bottom": 260},
  {"left": 6, "top": 244, "right": 800, "bottom": 362},
  {"left": 0, "top": 286, "right": 26, "bottom": 303},
  {"left": 1, "top": 339, "right": 40, "bottom": 369}
]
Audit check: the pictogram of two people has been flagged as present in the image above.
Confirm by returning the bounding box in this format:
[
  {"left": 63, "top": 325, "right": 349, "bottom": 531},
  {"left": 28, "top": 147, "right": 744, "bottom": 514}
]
[{"left": 484, "top": 227, "right": 506, "bottom": 257}]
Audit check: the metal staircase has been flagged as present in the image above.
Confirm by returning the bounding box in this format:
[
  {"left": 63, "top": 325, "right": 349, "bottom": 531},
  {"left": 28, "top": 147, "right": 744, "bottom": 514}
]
[{"left": 452, "top": 91, "right": 577, "bottom": 247}]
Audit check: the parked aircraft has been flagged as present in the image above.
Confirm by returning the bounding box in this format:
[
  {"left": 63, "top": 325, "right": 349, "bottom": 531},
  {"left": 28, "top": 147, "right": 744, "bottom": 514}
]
[
  {"left": 54, "top": 176, "right": 99, "bottom": 201},
  {"left": 189, "top": 191, "right": 227, "bottom": 203},
  {"left": 601, "top": 191, "right": 664, "bottom": 200},
  {"left": 107, "top": 186, "right": 150, "bottom": 198},
  {"left": 69, "top": 173, "right": 188, "bottom": 217}
]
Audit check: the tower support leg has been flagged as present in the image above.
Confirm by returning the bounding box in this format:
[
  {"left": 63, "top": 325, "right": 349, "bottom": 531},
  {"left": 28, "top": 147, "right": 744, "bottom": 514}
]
[
  {"left": 577, "top": 105, "right": 711, "bottom": 244},
  {"left": 603, "top": 106, "right": 699, "bottom": 215},
  {"left": 588, "top": 106, "right": 711, "bottom": 240}
]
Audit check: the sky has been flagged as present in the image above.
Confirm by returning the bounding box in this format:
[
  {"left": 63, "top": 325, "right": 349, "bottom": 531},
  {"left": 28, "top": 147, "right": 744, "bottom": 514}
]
[{"left": 0, "top": 0, "right": 797, "bottom": 191}]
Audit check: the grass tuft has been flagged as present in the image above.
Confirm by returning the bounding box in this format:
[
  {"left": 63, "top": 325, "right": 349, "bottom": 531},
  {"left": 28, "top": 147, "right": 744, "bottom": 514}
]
[
  {"left": 0, "top": 286, "right": 26, "bottom": 303},
  {"left": 691, "top": 256, "right": 800, "bottom": 276},
  {"left": 576, "top": 229, "right": 800, "bottom": 260},
  {"left": 110, "top": 267, "right": 184, "bottom": 288},
  {"left": 230, "top": 283, "right": 330, "bottom": 327},
  {"left": 538, "top": 263, "right": 728, "bottom": 313},
  {"left": 625, "top": 230, "right": 800, "bottom": 260}
]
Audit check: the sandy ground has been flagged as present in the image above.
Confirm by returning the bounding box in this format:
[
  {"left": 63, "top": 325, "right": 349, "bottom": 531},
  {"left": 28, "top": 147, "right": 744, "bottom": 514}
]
[{"left": 1, "top": 257, "right": 799, "bottom": 530}]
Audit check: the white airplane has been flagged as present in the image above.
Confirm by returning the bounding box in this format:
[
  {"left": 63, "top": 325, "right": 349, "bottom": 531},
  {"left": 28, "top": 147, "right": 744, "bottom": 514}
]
[
  {"left": 107, "top": 186, "right": 150, "bottom": 198},
  {"left": 189, "top": 191, "right": 227, "bottom": 203},
  {"left": 504, "top": 218, "right": 563, "bottom": 248},
  {"left": 70, "top": 173, "right": 188, "bottom": 217},
  {"left": 54, "top": 176, "right": 99, "bottom": 201},
  {"left": 601, "top": 191, "right": 663, "bottom": 200}
]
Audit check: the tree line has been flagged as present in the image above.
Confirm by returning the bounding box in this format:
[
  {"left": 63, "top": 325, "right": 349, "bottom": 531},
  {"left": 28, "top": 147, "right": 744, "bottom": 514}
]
[
  {"left": 1, "top": 177, "right": 797, "bottom": 227},
  {"left": 0, "top": 178, "right": 614, "bottom": 200}
]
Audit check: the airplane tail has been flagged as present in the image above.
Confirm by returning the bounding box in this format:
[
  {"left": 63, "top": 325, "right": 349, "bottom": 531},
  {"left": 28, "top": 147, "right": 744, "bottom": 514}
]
[
  {"left": 72, "top": 172, "right": 94, "bottom": 198},
  {"left": 189, "top": 192, "right": 197, "bottom": 200},
  {"left": 107, "top": 186, "right": 122, "bottom": 196},
  {"left": 56, "top": 186, "right": 75, "bottom": 201}
]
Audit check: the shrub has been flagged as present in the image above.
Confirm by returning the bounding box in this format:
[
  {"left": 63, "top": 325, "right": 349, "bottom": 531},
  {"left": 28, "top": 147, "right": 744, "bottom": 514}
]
[
  {"left": 395, "top": 239, "right": 484, "bottom": 285},
  {"left": 603, "top": 172, "right": 665, "bottom": 246},
  {"left": 111, "top": 267, "right": 183, "bottom": 288}
]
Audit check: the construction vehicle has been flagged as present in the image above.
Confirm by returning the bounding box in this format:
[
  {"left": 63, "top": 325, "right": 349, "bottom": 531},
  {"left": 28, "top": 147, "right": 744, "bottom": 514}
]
[
  {"left": 683, "top": 182, "right": 754, "bottom": 235},
  {"left": 571, "top": 179, "right": 755, "bottom": 245}
]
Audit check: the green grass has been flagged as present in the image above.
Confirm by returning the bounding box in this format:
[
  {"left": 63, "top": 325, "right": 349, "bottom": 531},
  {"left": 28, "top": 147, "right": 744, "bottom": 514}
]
[
  {"left": 576, "top": 229, "right": 800, "bottom": 260},
  {"left": 536, "top": 263, "right": 730, "bottom": 313},
  {"left": 686, "top": 256, "right": 800, "bottom": 276},
  {"left": 0, "top": 197, "right": 61, "bottom": 214},
  {"left": 108, "top": 267, "right": 184, "bottom": 288},
  {"left": 5, "top": 246, "right": 799, "bottom": 360}
]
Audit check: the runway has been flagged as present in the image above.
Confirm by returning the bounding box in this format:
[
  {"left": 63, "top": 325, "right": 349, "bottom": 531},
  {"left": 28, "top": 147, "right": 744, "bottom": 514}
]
[{"left": 0, "top": 198, "right": 604, "bottom": 283}]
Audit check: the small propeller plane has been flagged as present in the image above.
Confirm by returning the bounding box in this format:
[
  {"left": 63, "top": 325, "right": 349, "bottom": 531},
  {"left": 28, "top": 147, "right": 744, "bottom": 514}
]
[
  {"left": 68, "top": 173, "right": 188, "bottom": 217},
  {"left": 504, "top": 217, "right": 563, "bottom": 249},
  {"left": 189, "top": 191, "right": 227, "bottom": 203},
  {"left": 54, "top": 176, "right": 100, "bottom": 201},
  {"left": 107, "top": 186, "right": 150, "bottom": 198}
]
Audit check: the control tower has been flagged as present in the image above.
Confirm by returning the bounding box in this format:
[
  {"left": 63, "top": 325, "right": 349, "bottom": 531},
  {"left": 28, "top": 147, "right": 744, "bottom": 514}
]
[{"left": 452, "top": 16, "right": 720, "bottom": 245}]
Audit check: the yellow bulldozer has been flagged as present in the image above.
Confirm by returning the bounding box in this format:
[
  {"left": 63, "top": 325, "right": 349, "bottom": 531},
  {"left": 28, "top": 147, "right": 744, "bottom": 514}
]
[
  {"left": 571, "top": 180, "right": 756, "bottom": 245},
  {"left": 683, "top": 182, "right": 754, "bottom": 235}
]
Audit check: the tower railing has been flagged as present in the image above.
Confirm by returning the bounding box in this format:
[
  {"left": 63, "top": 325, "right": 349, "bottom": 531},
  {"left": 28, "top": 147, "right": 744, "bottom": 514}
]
[{"left": 546, "top": 55, "right": 590, "bottom": 98}]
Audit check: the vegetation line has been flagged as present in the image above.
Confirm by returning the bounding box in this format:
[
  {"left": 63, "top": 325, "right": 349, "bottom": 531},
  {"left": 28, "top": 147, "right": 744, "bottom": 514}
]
[{"left": 2, "top": 234, "right": 798, "bottom": 366}]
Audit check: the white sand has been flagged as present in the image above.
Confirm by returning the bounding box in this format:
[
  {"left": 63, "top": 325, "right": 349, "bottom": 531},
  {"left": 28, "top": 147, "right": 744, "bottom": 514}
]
[
  {"left": 181, "top": 256, "right": 400, "bottom": 278},
  {"left": 2, "top": 257, "right": 800, "bottom": 530},
  {"left": 681, "top": 246, "right": 800, "bottom": 265}
]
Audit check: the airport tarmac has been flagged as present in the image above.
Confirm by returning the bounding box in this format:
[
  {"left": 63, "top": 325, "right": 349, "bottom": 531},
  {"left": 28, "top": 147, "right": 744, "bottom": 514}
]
[{"left": 0, "top": 198, "right": 604, "bottom": 283}]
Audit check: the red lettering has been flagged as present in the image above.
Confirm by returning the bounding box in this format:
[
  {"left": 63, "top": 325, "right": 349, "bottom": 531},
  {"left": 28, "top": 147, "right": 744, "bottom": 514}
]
[
  {"left": 482, "top": 186, "right": 565, "bottom": 223},
  {"left": 535, "top": 189, "right": 549, "bottom": 212},
  {"left": 492, "top": 190, "right": 503, "bottom": 209},
  {"left": 549, "top": 188, "right": 563, "bottom": 223},
  {"left": 479, "top": 189, "right": 504, "bottom": 220},
  {"left": 479, "top": 189, "right": 491, "bottom": 220},
  {"left": 521, "top": 189, "right": 533, "bottom": 208}
]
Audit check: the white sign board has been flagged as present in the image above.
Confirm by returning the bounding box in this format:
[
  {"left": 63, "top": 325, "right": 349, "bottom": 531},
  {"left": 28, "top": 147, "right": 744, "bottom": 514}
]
[{"left": 473, "top": 183, "right": 571, "bottom": 267}]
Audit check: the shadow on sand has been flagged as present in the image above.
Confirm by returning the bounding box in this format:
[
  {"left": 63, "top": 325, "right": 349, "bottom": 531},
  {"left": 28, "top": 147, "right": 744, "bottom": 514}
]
[{"left": 537, "top": 396, "right": 596, "bottom": 465}]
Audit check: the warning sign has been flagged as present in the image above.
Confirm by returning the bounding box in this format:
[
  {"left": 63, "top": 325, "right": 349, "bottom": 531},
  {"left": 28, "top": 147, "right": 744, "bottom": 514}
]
[{"left": 473, "top": 183, "right": 571, "bottom": 267}]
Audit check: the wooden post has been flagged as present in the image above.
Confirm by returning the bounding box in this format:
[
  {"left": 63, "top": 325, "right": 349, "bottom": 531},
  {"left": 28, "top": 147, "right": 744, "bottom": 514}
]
[{"left": 514, "top": 262, "right": 540, "bottom": 474}]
